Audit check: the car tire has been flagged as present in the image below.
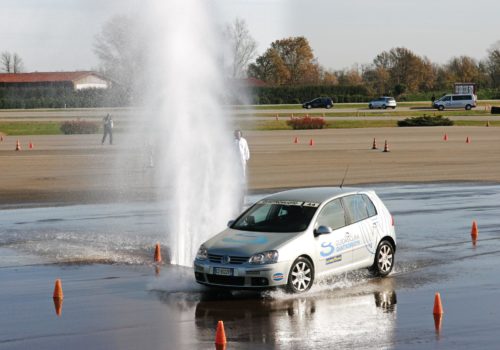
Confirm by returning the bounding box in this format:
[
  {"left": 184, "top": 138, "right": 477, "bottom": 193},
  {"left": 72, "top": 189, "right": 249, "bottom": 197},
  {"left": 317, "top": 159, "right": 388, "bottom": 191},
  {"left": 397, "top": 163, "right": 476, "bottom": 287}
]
[
  {"left": 382, "top": 105, "right": 387, "bottom": 109},
  {"left": 392, "top": 106, "right": 396, "bottom": 109},
  {"left": 369, "top": 104, "right": 373, "bottom": 109},
  {"left": 306, "top": 105, "right": 312, "bottom": 109},
  {"left": 465, "top": 104, "right": 472, "bottom": 110},
  {"left": 438, "top": 105, "right": 445, "bottom": 111},
  {"left": 326, "top": 104, "right": 332, "bottom": 109},
  {"left": 286, "top": 256, "right": 314, "bottom": 293},
  {"left": 370, "top": 240, "right": 394, "bottom": 277}
]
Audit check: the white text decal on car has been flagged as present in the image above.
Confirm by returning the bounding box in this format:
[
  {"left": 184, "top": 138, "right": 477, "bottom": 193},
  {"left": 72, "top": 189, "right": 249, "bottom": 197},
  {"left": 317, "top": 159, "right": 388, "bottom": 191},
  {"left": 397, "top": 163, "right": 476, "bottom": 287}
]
[
  {"left": 259, "top": 200, "right": 304, "bottom": 206},
  {"left": 303, "top": 202, "right": 320, "bottom": 207}
]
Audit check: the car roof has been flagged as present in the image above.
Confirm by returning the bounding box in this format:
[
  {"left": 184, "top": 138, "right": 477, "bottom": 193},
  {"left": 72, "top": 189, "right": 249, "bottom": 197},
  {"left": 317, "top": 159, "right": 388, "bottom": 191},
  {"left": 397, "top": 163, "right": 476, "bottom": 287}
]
[{"left": 262, "top": 187, "right": 367, "bottom": 204}]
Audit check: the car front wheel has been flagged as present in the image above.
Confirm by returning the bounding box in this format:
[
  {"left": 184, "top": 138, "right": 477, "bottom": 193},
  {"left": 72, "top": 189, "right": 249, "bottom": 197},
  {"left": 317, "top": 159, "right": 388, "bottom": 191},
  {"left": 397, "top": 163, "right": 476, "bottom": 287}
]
[
  {"left": 306, "top": 105, "right": 312, "bottom": 109},
  {"left": 287, "top": 257, "right": 314, "bottom": 293},
  {"left": 438, "top": 105, "right": 445, "bottom": 111},
  {"left": 370, "top": 240, "right": 394, "bottom": 277},
  {"left": 465, "top": 104, "right": 472, "bottom": 110},
  {"left": 382, "top": 104, "right": 387, "bottom": 109},
  {"left": 326, "top": 104, "right": 332, "bottom": 109}
]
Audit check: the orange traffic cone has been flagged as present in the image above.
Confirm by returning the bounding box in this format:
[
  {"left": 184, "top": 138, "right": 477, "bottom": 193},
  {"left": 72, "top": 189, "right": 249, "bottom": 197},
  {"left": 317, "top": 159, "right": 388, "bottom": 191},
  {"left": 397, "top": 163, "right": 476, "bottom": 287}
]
[
  {"left": 15, "top": 139, "right": 21, "bottom": 151},
  {"left": 215, "top": 320, "right": 227, "bottom": 346},
  {"left": 309, "top": 139, "right": 314, "bottom": 146},
  {"left": 29, "top": 141, "right": 34, "bottom": 149},
  {"left": 154, "top": 243, "right": 162, "bottom": 263},
  {"left": 443, "top": 133, "right": 448, "bottom": 141},
  {"left": 466, "top": 136, "right": 471, "bottom": 144},
  {"left": 471, "top": 220, "right": 478, "bottom": 245},
  {"left": 53, "top": 279, "right": 64, "bottom": 316},
  {"left": 383, "top": 140, "right": 390, "bottom": 152},
  {"left": 293, "top": 137, "right": 299, "bottom": 144},
  {"left": 371, "top": 138, "right": 378, "bottom": 150},
  {"left": 433, "top": 292, "right": 443, "bottom": 315},
  {"left": 53, "top": 279, "right": 64, "bottom": 299}
]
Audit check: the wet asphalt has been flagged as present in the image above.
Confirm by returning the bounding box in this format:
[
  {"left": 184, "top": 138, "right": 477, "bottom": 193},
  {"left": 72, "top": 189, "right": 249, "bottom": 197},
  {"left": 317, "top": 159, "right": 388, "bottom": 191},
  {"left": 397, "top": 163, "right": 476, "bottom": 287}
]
[{"left": 1, "top": 183, "right": 500, "bottom": 349}]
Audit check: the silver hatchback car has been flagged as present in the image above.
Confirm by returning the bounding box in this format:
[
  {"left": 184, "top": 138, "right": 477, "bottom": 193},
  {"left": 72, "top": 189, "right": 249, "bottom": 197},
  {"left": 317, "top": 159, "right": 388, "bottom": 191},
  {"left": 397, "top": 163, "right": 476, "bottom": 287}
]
[
  {"left": 194, "top": 187, "right": 396, "bottom": 293},
  {"left": 368, "top": 96, "right": 397, "bottom": 109}
]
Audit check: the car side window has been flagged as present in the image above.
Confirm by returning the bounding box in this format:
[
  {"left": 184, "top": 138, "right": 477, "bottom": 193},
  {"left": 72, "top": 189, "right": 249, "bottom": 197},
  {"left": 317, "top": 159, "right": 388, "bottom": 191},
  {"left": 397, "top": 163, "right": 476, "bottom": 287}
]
[
  {"left": 316, "top": 199, "right": 346, "bottom": 230},
  {"left": 343, "top": 194, "right": 373, "bottom": 224},
  {"left": 442, "top": 96, "right": 451, "bottom": 101}
]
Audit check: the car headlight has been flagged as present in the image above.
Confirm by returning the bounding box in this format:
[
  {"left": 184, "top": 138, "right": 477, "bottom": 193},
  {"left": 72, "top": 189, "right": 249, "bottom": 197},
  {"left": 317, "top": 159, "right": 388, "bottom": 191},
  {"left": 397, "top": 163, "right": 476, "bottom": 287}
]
[
  {"left": 249, "top": 250, "right": 279, "bottom": 264},
  {"left": 195, "top": 245, "right": 208, "bottom": 260}
]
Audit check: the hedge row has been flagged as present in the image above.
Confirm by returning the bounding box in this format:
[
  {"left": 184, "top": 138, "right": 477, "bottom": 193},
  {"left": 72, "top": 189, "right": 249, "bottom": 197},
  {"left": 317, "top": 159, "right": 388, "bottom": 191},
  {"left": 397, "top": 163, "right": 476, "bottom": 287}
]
[
  {"left": 60, "top": 120, "right": 100, "bottom": 134},
  {"left": 0, "top": 86, "right": 129, "bottom": 109},
  {"left": 250, "top": 85, "right": 371, "bottom": 104},
  {"left": 398, "top": 115, "right": 454, "bottom": 127},
  {"left": 287, "top": 116, "right": 326, "bottom": 129}
]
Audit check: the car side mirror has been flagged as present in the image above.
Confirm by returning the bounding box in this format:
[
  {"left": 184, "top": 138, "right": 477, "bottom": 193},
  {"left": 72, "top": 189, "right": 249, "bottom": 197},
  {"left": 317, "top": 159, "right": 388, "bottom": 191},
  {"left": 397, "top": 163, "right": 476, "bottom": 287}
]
[
  {"left": 227, "top": 220, "right": 235, "bottom": 227},
  {"left": 314, "top": 225, "right": 333, "bottom": 237}
]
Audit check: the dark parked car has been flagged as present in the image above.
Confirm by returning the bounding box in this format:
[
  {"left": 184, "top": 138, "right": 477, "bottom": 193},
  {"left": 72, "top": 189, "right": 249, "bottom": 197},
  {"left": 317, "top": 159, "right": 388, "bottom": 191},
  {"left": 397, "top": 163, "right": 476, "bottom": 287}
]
[{"left": 302, "top": 97, "right": 334, "bottom": 109}]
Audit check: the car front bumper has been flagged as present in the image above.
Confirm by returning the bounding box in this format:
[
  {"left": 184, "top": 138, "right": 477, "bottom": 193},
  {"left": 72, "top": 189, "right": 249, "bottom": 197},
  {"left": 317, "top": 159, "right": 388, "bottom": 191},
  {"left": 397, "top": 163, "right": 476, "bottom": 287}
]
[{"left": 193, "top": 259, "right": 290, "bottom": 289}]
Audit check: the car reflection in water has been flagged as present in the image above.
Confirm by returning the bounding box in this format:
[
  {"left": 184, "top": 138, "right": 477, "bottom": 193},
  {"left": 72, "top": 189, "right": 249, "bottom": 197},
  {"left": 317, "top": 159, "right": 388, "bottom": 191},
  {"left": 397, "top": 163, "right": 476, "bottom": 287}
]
[{"left": 192, "top": 277, "right": 397, "bottom": 348}]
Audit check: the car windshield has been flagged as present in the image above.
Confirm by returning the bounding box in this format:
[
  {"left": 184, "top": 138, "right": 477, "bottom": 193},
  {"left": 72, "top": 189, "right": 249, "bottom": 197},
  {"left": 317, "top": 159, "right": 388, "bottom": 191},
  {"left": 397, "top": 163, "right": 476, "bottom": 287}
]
[{"left": 232, "top": 200, "right": 319, "bottom": 233}]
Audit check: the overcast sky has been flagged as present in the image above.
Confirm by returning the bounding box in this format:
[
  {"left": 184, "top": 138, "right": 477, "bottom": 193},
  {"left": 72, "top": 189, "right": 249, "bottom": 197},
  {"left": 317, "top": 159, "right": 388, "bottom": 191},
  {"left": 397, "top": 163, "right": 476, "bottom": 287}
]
[{"left": 1, "top": 0, "right": 499, "bottom": 72}]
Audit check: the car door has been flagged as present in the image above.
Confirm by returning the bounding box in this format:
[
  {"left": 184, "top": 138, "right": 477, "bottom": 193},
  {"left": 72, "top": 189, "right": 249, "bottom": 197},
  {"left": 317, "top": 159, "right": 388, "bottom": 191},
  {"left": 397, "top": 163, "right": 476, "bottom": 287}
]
[
  {"left": 313, "top": 198, "right": 352, "bottom": 274},
  {"left": 341, "top": 194, "right": 379, "bottom": 265},
  {"left": 442, "top": 96, "right": 452, "bottom": 108}
]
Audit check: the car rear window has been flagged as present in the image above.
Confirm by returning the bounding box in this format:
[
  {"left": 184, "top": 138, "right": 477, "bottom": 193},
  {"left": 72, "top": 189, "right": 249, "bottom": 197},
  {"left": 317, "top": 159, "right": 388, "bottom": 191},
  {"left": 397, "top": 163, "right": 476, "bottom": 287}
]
[{"left": 232, "top": 201, "right": 318, "bottom": 233}]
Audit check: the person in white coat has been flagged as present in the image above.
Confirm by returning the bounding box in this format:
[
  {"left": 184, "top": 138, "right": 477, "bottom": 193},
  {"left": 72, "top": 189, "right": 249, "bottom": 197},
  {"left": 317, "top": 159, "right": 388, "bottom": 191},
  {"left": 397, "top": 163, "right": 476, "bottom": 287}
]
[{"left": 234, "top": 129, "right": 250, "bottom": 180}]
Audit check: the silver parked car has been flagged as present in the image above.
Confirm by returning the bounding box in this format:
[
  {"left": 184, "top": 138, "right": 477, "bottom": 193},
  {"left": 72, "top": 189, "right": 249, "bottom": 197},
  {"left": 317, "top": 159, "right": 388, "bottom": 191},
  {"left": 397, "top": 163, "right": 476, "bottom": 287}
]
[
  {"left": 368, "top": 97, "right": 397, "bottom": 109},
  {"left": 194, "top": 187, "right": 396, "bottom": 293}
]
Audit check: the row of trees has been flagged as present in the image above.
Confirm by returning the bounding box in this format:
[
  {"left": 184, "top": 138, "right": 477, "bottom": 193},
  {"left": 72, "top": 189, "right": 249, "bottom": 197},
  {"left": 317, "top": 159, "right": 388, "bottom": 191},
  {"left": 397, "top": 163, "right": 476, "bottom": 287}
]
[
  {"left": 248, "top": 38, "right": 500, "bottom": 96},
  {"left": 93, "top": 15, "right": 500, "bottom": 100}
]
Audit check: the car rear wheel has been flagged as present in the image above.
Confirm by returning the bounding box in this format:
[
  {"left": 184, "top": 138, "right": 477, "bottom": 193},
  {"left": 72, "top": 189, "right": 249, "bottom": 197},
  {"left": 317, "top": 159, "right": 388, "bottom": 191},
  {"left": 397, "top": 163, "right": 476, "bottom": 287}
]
[
  {"left": 465, "top": 104, "right": 472, "bottom": 110},
  {"left": 286, "top": 257, "right": 314, "bottom": 293},
  {"left": 370, "top": 240, "right": 394, "bottom": 277},
  {"left": 438, "top": 105, "right": 445, "bottom": 111}
]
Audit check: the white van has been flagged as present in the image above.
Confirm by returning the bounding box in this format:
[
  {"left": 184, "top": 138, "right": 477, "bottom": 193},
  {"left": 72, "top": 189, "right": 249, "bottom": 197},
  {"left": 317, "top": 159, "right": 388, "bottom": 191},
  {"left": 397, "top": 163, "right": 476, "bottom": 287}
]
[{"left": 433, "top": 94, "right": 477, "bottom": 111}]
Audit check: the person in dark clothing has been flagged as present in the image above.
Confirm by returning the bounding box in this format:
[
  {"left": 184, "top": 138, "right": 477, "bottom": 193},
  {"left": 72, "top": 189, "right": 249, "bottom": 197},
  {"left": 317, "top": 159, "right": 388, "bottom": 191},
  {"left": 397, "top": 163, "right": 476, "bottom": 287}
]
[{"left": 101, "top": 114, "right": 114, "bottom": 145}]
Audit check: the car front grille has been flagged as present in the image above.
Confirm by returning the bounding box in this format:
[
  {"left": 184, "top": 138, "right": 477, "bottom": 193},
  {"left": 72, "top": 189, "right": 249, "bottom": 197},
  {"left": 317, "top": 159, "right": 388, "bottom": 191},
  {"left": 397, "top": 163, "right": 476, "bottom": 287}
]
[
  {"left": 208, "top": 254, "right": 249, "bottom": 265},
  {"left": 206, "top": 275, "right": 245, "bottom": 286}
]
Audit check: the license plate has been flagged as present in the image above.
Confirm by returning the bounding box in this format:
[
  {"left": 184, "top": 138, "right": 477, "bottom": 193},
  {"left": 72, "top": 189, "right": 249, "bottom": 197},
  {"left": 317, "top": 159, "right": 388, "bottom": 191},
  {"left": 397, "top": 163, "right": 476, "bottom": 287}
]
[{"left": 214, "top": 267, "right": 233, "bottom": 276}]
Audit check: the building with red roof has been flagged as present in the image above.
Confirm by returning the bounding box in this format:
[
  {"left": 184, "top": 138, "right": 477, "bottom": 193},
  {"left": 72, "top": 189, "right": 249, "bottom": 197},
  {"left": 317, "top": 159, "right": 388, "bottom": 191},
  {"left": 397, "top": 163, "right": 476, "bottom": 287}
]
[{"left": 0, "top": 71, "right": 110, "bottom": 90}]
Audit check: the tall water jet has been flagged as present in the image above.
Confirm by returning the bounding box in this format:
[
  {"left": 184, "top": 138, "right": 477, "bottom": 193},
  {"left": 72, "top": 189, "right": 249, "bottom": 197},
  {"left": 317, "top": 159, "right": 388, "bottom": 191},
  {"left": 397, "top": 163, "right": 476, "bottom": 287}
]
[{"left": 138, "top": 0, "right": 242, "bottom": 266}]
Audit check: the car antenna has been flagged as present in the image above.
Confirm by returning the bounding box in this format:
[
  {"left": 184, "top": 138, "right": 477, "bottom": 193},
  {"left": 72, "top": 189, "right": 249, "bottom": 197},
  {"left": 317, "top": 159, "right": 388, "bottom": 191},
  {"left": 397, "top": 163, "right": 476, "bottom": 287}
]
[{"left": 340, "top": 165, "right": 349, "bottom": 189}]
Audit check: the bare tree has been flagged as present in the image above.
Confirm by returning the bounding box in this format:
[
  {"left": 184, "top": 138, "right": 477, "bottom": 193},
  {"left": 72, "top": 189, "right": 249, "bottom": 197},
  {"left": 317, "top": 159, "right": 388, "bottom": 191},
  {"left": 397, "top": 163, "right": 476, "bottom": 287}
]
[
  {"left": 1, "top": 51, "right": 23, "bottom": 73},
  {"left": 1, "top": 52, "right": 12, "bottom": 72},
  {"left": 12, "top": 53, "right": 24, "bottom": 73},
  {"left": 225, "top": 18, "right": 257, "bottom": 78}
]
